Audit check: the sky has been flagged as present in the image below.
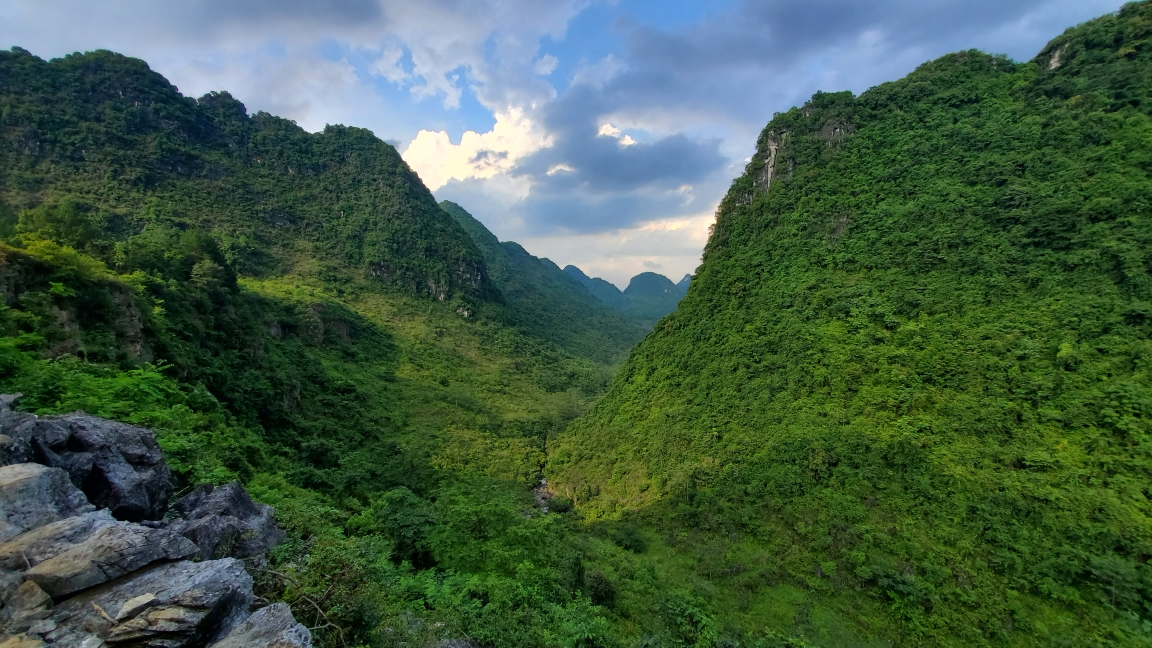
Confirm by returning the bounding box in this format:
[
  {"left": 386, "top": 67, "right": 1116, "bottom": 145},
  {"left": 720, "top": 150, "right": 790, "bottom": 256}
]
[{"left": 0, "top": 0, "right": 1123, "bottom": 287}]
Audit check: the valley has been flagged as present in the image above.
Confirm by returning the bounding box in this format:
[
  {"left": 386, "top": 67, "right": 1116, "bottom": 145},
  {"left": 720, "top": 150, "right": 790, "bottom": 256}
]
[{"left": 1, "top": 3, "right": 1151, "bottom": 647}]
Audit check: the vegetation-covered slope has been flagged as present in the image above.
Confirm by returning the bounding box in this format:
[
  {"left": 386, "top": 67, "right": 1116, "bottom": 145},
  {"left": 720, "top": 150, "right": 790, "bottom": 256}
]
[
  {"left": 441, "top": 201, "right": 645, "bottom": 363},
  {"left": 550, "top": 4, "right": 1152, "bottom": 646},
  {"left": 0, "top": 46, "right": 628, "bottom": 648},
  {"left": 0, "top": 47, "right": 490, "bottom": 304},
  {"left": 622, "top": 272, "right": 691, "bottom": 322},
  {"left": 564, "top": 265, "right": 632, "bottom": 310}
]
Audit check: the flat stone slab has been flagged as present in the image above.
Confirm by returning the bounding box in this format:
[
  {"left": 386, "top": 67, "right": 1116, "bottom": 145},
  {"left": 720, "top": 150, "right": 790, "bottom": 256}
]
[
  {"left": 0, "top": 510, "right": 116, "bottom": 572},
  {"left": 46, "top": 558, "right": 253, "bottom": 648},
  {"left": 25, "top": 523, "right": 196, "bottom": 598}
]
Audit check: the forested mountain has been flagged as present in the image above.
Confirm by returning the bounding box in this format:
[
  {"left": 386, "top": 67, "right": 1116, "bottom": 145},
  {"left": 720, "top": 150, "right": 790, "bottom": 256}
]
[
  {"left": 564, "top": 265, "right": 632, "bottom": 309},
  {"left": 550, "top": 3, "right": 1152, "bottom": 646},
  {"left": 0, "top": 46, "right": 627, "bottom": 647},
  {"left": 564, "top": 264, "right": 691, "bottom": 323},
  {"left": 441, "top": 201, "right": 645, "bottom": 363}
]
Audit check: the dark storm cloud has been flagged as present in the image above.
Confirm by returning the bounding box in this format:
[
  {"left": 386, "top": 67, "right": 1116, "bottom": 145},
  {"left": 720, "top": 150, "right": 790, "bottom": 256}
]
[
  {"left": 436, "top": 173, "right": 708, "bottom": 237},
  {"left": 518, "top": 123, "right": 724, "bottom": 195},
  {"left": 498, "top": 81, "right": 727, "bottom": 232}
]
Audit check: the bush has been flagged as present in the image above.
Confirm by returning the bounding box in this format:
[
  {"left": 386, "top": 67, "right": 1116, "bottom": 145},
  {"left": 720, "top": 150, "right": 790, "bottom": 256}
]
[{"left": 585, "top": 571, "right": 616, "bottom": 607}]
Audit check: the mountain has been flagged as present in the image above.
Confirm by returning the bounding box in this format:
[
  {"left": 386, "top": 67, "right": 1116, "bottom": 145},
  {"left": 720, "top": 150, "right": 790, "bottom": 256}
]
[
  {"left": 564, "top": 264, "right": 691, "bottom": 322},
  {"left": 441, "top": 201, "right": 645, "bottom": 363},
  {"left": 623, "top": 271, "right": 690, "bottom": 321},
  {"left": 549, "top": 4, "right": 1152, "bottom": 646},
  {"left": 0, "top": 46, "right": 625, "bottom": 647},
  {"left": 0, "top": 49, "right": 491, "bottom": 305},
  {"left": 563, "top": 264, "right": 631, "bottom": 310}
]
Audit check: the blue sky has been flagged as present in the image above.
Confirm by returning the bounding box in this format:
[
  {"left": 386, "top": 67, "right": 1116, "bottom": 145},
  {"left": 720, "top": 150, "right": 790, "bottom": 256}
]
[{"left": 0, "top": 0, "right": 1123, "bottom": 286}]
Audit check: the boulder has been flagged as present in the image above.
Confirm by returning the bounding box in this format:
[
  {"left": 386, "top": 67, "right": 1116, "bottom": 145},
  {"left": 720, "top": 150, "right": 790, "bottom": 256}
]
[
  {"left": 0, "top": 402, "right": 310, "bottom": 647},
  {"left": 0, "top": 464, "right": 94, "bottom": 543},
  {"left": 24, "top": 523, "right": 197, "bottom": 599},
  {"left": 209, "top": 603, "right": 311, "bottom": 648},
  {"left": 169, "top": 483, "right": 284, "bottom": 560},
  {"left": 45, "top": 558, "right": 253, "bottom": 647},
  {"left": 0, "top": 397, "right": 171, "bottom": 522},
  {"left": 0, "top": 510, "right": 116, "bottom": 572}
]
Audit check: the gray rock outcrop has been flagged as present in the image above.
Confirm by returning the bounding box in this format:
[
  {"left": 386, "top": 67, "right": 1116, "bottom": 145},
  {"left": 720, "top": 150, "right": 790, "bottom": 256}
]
[
  {"left": 0, "top": 510, "right": 116, "bottom": 571},
  {"left": 25, "top": 523, "right": 197, "bottom": 598},
  {"left": 211, "top": 603, "right": 310, "bottom": 648},
  {"left": 169, "top": 482, "right": 285, "bottom": 561},
  {"left": 46, "top": 558, "right": 253, "bottom": 647},
  {"left": 0, "top": 464, "right": 94, "bottom": 543},
  {"left": 0, "top": 398, "right": 171, "bottom": 522},
  {"left": 0, "top": 396, "right": 310, "bottom": 648}
]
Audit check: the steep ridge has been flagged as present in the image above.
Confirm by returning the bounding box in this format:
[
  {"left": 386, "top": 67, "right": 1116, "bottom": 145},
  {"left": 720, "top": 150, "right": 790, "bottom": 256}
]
[
  {"left": 550, "top": 4, "right": 1152, "bottom": 646},
  {"left": 563, "top": 265, "right": 632, "bottom": 310},
  {"left": 0, "top": 48, "right": 491, "bottom": 304},
  {"left": 441, "top": 201, "right": 645, "bottom": 363}
]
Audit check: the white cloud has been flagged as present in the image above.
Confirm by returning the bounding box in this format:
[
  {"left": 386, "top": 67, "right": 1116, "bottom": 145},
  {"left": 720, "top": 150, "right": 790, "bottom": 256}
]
[
  {"left": 534, "top": 54, "right": 558, "bottom": 75},
  {"left": 401, "top": 108, "right": 552, "bottom": 190},
  {"left": 597, "top": 123, "right": 636, "bottom": 146},
  {"left": 521, "top": 209, "right": 715, "bottom": 288},
  {"left": 370, "top": 45, "right": 411, "bottom": 84}
]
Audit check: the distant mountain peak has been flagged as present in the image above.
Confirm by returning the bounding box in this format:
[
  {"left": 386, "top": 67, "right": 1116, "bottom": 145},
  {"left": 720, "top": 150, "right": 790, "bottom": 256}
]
[
  {"left": 562, "top": 265, "right": 592, "bottom": 282},
  {"left": 564, "top": 266, "right": 689, "bottom": 321}
]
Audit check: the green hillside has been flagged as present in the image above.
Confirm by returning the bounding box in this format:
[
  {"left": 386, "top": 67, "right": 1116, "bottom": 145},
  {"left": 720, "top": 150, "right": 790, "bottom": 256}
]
[
  {"left": 550, "top": 3, "right": 1152, "bottom": 646},
  {"left": 441, "top": 201, "right": 645, "bottom": 364},
  {"left": 622, "top": 272, "right": 691, "bottom": 322},
  {"left": 0, "top": 46, "right": 627, "bottom": 648},
  {"left": 0, "top": 49, "right": 491, "bottom": 305}
]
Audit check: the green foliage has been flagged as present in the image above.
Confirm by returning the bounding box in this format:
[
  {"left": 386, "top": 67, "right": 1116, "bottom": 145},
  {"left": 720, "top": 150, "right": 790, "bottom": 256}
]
[
  {"left": 0, "top": 47, "right": 490, "bottom": 303},
  {"left": 551, "top": 3, "right": 1152, "bottom": 646}
]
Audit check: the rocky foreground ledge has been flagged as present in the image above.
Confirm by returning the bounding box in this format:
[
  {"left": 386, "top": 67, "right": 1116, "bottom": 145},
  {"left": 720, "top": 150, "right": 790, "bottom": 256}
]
[{"left": 0, "top": 395, "right": 310, "bottom": 648}]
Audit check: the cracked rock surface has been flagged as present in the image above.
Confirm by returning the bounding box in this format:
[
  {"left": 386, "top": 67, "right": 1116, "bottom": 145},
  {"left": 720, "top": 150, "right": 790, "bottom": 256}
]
[
  {"left": 168, "top": 482, "right": 285, "bottom": 561},
  {"left": 0, "top": 396, "right": 310, "bottom": 648},
  {"left": 0, "top": 397, "right": 171, "bottom": 522}
]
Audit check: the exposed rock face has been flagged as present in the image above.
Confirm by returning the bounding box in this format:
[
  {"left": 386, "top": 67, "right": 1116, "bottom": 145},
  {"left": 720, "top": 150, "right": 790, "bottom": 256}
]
[
  {"left": 0, "top": 398, "right": 171, "bottom": 522},
  {"left": 0, "top": 396, "right": 309, "bottom": 648},
  {"left": 211, "top": 603, "right": 311, "bottom": 648},
  {"left": 0, "top": 511, "right": 116, "bottom": 571},
  {"left": 0, "top": 465, "right": 94, "bottom": 543},
  {"left": 46, "top": 559, "right": 253, "bottom": 647},
  {"left": 24, "top": 523, "right": 197, "bottom": 598},
  {"left": 169, "top": 483, "right": 285, "bottom": 561}
]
